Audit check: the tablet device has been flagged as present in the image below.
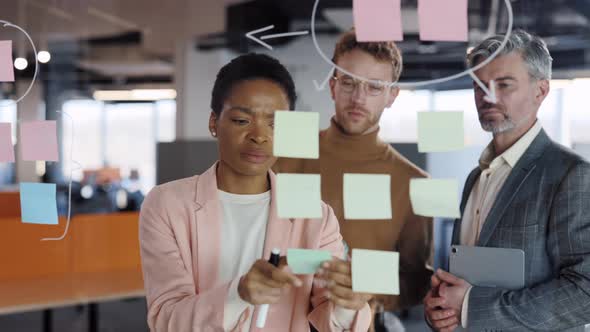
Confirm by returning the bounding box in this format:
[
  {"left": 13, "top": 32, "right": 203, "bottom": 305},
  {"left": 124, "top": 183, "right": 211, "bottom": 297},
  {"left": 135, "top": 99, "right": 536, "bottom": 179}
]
[{"left": 449, "top": 245, "right": 525, "bottom": 290}]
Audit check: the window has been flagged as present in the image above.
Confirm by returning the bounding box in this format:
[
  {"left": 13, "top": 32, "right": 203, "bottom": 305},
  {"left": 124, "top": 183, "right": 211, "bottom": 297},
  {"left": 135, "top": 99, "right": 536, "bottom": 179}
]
[
  {"left": 379, "top": 90, "right": 431, "bottom": 143},
  {"left": 61, "top": 99, "right": 176, "bottom": 193},
  {"left": 61, "top": 100, "right": 103, "bottom": 181}
]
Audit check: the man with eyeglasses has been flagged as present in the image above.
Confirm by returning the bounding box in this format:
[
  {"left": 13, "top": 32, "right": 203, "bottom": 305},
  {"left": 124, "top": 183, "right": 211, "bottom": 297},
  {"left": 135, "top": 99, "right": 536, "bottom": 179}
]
[{"left": 274, "top": 28, "right": 433, "bottom": 332}]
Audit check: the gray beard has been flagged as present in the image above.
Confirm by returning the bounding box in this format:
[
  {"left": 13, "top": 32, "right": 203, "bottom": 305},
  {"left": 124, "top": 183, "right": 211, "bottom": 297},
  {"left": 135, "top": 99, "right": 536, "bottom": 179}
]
[
  {"left": 481, "top": 118, "right": 516, "bottom": 134},
  {"left": 480, "top": 110, "right": 536, "bottom": 134}
]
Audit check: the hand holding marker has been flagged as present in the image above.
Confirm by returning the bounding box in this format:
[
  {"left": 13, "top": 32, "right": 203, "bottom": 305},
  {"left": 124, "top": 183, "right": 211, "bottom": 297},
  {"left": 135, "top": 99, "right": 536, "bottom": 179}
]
[{"left": 256, "top": 248, "right": 281, "bottom": 328}]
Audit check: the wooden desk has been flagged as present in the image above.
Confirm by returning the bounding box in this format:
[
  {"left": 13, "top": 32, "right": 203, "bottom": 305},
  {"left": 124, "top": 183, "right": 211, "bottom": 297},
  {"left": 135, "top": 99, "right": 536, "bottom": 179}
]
[
  {"left": 0, "top": 212, "right": 145, "bottom": 332},
  {"left": 0, "top": 269, "right": 144, "bottom": 316},
  {"left": 0, "top": 191, "right": 21, "bottom": 218}
]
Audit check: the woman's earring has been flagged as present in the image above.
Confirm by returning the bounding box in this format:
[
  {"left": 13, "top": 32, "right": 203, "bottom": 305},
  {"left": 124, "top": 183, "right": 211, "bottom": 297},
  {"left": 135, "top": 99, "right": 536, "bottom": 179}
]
[{"left": 211, "top": 131, "right": 217, "bottom": 137}]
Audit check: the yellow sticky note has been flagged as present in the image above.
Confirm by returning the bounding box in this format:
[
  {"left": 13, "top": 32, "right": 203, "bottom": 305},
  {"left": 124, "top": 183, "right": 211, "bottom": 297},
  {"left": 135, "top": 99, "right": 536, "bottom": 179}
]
[
  {"left": 410, "top": 178, "right": 461, "bottom": 218},
  {"left": 287, "top": 249, "right": 332, "bottom": 274},
  {"left": 352, "top": 249, "right": 399, "bottom": 295},
  {"left": 343, "top": 174, "right": 392, "bottom": 220},
  {"left": 273, "top": 111, "right": 319, "bottom": 159},
  {"left": 417, "top": 111, "right": 464, "bottom": 152},
  {"left": 276, "top": 174, "right": 322, "bottom": 218}
]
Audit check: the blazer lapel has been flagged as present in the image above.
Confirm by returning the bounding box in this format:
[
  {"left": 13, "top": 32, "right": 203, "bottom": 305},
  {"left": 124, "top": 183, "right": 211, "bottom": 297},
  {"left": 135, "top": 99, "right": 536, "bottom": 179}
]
[
  {"left": 476, "top": 166, "right": 536, "bottom": 246},
  {"left": 476, "top": 130, "right": 550, "bottom": 247},
  {"left": 261, "top": 170, "right": 294, "bottom": 261},
  {"left": 194, "top": 163, "right": 222, "bottom": 291},
  {"left": 250, "top": 170, "right": 294, "bottom": 332}
]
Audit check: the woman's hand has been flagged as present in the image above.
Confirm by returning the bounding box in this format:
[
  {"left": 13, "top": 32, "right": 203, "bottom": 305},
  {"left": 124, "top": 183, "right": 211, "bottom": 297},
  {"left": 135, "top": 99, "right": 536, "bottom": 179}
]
[{"left": 238, "top": 257, "right": 302, "bottom": 305}]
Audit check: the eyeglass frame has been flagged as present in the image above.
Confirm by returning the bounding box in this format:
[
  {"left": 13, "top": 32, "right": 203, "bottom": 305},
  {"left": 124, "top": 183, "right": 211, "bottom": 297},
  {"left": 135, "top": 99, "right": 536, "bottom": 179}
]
[{"left": 331, "top": 74, "right": 392, "bottom": 96}]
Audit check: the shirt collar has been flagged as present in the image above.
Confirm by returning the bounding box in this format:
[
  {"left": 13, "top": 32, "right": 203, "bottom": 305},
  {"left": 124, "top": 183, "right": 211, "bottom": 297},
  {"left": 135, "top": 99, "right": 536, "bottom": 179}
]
[{"left": 479, "top": 120, "right": 542, "bottom": 170}]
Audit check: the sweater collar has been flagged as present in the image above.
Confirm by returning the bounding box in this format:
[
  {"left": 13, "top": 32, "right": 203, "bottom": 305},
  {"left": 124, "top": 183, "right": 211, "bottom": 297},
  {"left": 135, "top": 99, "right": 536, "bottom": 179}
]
[{"left": 322, "top": 117, "right": 389, "bottom": 159}]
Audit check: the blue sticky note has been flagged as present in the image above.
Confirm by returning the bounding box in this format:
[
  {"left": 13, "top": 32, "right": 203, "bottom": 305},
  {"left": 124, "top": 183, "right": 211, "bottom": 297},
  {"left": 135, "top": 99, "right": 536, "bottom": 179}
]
[
  {"left": 287, "top": 249, "right": 332, "bottom": 274},
  {"left": 19, "top": 182, "right": 59, "bottom": 225}
]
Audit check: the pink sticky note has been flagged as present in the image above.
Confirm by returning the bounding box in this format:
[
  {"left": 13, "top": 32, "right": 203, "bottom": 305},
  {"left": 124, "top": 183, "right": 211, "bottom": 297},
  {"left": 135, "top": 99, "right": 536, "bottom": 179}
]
[
  {"left": 0, "top": 41, "right": 15, "bottom": 82},
  {"left": 353, "top": 0, "right": 403, "bottom": 42},
  {"left": 0, "top": 123, "right": 15, "bottom": 162},
  {"left": 418, "top": 0, "right": 469, "bottom": 42},
  {"left": 20, "top": 121, "right": 59, "bottom": 162}
]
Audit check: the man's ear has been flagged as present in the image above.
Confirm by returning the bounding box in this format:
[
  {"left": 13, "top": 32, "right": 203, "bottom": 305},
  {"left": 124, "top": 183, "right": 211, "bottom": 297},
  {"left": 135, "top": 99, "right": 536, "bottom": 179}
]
[
  {"left": 386, "top": 87, "right": 400, "bottom": 108},
  {"left": 536, "top": 79, "right": 550, "bottom": 105},
  {"left": 328, "top": 76, "right": 337, "bottom": 101}
]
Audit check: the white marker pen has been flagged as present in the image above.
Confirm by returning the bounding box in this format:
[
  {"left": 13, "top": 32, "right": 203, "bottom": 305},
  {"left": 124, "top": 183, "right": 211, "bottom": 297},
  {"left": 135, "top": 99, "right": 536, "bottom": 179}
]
[{"left": 255, "top": 248, "right": 281, "bottom": 328}]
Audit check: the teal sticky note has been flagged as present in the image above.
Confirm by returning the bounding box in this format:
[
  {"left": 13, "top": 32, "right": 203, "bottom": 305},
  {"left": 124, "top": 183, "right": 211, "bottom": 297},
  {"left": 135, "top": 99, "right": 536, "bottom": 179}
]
[
  {"left": 417, "top": 111, "right": 464, "bottom": 152},
  {"left": 343, "top": 174, "right": 392, "bottom": 220},
  {"left": 410, "top": 178, "right": 461, "bottom": 218},
  {"left": 19, "top": 182, "right": 59, "bottom": 225},
  {"left": 276, "top": 173, "right": 322, "bottom": 218},
  {"left": 352, "top": 249, "right": 399, "bottom": 295},
  {"left": 287, "top": 249, "right": 332, "bottom": 274},
  {"left": 273, "top": 111, "right": 319, "bottom": 159}
]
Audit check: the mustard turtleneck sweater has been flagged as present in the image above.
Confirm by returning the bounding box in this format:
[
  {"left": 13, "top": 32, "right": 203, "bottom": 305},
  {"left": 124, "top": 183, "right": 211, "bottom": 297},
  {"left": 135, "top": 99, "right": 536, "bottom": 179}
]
[{"left": 273, "top": 118, "right": 433, "bottom": 311}]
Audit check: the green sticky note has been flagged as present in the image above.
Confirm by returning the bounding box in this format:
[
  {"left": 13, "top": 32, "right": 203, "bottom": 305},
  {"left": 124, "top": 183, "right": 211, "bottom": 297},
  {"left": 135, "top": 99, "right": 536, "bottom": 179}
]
[
  {"left": 343, "top": 174, "right": 392, "bottom": 220},
  {"left": 410, "top": 178, "right": 461, "bottom": 218},
  {"left": 417, "top": 111, "right": 464, "bottom": 152},
  {"left": 287, "top": 249, "right": 332, "bottom": 274},
  {"left": 352, "top": 249, "right": 399, "bottom": 295},
  {"left": 273, "top": 111, "right": 319, "bottom": 159},
  {"left": 276, "top": 174, "right": 322, "bottom": 218}
]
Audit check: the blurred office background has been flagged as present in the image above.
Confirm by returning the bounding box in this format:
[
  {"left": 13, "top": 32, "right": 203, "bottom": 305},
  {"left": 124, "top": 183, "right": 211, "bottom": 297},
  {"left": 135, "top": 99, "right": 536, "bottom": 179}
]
[{"left": 0, "top": 0, "right": 589, "bottom": 331}]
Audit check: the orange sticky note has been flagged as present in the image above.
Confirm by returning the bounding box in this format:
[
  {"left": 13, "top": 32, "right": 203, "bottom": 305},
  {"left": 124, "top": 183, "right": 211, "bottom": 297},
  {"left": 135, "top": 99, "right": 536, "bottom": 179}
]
[
  {"left": 418, "top": 0, "right": 469, "bottom": 42},
  {"left": 0, "top": 41, "right": 15, "bottom": 82},
  {"left": 353, "top": 0, "right": 403, "bottom": 42},
  {"left": 20, "top": 121, "right": 59, "bottom": 162}
]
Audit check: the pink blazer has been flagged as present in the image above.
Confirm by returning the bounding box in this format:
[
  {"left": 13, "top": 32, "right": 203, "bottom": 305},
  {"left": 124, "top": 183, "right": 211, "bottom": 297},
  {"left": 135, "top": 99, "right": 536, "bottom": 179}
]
[{"left": 139, "top": 163, "right": 371, "bottom": 331}]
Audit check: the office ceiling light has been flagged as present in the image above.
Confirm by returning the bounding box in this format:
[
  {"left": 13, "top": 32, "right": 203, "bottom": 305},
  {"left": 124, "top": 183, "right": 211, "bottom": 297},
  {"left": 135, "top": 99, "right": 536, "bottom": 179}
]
[
  {"left": 38, "top": 51, "right": 51, "bottom": 63},
  {"left": 14, "top": 57, "right": 28, "bottom": 70},
  {"left": 93, "top": 89, "right": 177, "bottom": 101}
]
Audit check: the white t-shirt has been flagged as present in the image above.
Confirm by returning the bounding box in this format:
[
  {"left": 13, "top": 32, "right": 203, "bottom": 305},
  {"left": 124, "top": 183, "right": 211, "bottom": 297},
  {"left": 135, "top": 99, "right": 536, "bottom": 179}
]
[
  {"left": 218, "top": 189, "right": 357, "bottom": 331},
  {"left": 218, "top": 189, "right": 270, "bottom": 331}
]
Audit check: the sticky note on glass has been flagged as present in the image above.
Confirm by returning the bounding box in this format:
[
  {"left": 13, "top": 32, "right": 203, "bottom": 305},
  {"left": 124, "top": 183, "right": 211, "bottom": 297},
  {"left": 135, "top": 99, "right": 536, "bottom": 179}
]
[
  {"left": 343, "top": 174, "right": 392, "bottom": 220},
  {"left": 0, "top": 123, "right": 15, "bottom": 162},
  {"left": 418, "top": 0, "right": 468, "bottom": 42},
  {"left": 0, "top": 41, "right": 15, "bottom": 82},
  {"left": 276, "top": 174, "right": 322, "bottom": 218},
  {"left": 410, "top": 178, "right": 461, "bottom": 218},
  {"left": 20, "top": 120, "right": 59, "bottom": 161},
  {"left": 417, "top": 111, "right": 464, "bottom": 152},
  {"left": 19, "top": 182, "right": 59, "bottom": 225},
  {"left": 287, "top": 249, "right": 332, "bottom": 274},
  {"left": 352, "top": 249, "right": 399, "bottom": 295},
  {"left": 353, "top": 0, "right": 403, "bottom": 41},
  {"left": 273, "top": 111, "right": 319, "bottom": 159}
]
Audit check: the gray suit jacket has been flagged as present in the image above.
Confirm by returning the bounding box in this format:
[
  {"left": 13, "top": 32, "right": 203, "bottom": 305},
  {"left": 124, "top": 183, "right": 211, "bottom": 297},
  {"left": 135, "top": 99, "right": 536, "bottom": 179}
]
[{"left": 451, "top": 130, "right": 590, "bottom": 331}]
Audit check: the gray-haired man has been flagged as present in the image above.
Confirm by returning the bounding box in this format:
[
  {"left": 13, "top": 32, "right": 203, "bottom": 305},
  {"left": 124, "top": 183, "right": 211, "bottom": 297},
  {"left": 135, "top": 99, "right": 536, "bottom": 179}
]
[{"left": 424, "top": 30, "right": 590, "bottom": 331}]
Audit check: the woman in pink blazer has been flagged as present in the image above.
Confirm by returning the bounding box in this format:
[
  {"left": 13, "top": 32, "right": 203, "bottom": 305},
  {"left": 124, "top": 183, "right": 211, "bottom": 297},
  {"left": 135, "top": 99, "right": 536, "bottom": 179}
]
[{"left": 139, "top": 54, "right": 371, "bottom": 331}]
